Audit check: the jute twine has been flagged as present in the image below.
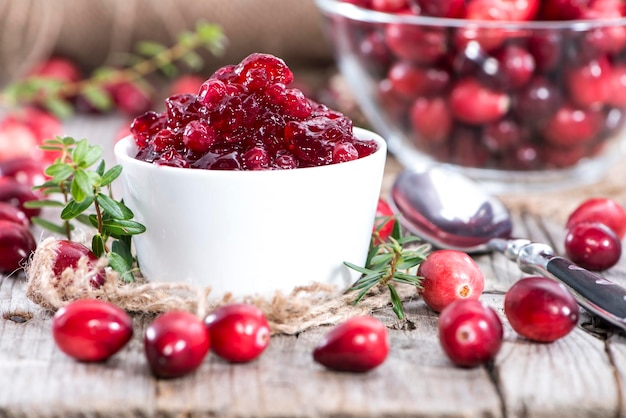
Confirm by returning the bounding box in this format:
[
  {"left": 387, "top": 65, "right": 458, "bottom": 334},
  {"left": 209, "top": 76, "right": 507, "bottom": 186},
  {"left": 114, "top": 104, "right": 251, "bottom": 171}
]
[{"left": 25, "top": 237, "right": 414, "bottom": 334}]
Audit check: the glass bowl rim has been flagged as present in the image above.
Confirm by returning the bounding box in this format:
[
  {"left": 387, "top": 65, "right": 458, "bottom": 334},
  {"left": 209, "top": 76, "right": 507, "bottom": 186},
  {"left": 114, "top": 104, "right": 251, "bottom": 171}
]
[{"left": 315, "top": 0, "right": 626, "bottom": 30}]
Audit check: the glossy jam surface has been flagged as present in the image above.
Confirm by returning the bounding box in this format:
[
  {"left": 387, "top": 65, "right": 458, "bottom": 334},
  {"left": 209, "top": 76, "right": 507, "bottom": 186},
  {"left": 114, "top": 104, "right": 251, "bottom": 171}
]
[{"left": 130, "top": 53, "right": 378, "bottom": 170}]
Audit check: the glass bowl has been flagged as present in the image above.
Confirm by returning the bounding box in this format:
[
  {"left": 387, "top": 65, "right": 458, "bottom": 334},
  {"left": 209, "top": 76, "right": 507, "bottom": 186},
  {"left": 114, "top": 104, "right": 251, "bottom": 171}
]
[{"left": 315, "top": 0, "right": 626, "bottom": 193}]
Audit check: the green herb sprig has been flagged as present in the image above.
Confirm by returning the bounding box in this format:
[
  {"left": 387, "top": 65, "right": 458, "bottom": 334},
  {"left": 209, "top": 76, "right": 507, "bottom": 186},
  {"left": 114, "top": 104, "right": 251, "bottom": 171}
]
[
  {"left": 1, "top": 22, "right": 226, "bottom": 118},
  {"left": 25, "top": 137, "right": 145, "bottom": 282},
  {"left": 345, "top": 216, "right": 430, "bottom": 320}
]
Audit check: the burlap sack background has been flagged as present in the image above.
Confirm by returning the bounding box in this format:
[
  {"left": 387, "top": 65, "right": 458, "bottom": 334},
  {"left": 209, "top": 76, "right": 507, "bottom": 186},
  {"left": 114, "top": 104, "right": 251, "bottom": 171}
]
[{"left": 0, "top": 0, "right": 334, "bottom": 85}]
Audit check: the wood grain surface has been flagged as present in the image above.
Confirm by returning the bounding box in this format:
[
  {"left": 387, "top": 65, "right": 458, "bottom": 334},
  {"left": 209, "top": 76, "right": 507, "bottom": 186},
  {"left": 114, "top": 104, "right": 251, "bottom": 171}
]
[{"left": 1, "top": 116, "right": 625, "bottom": 417}]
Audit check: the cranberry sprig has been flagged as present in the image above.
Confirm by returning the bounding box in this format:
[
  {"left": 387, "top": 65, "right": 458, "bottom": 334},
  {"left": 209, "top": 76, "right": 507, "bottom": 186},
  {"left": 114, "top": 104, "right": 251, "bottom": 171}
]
[
  {"left": 25, "top": 137, "right": 145, "bottom": 282},
  {"left": 1, "top": 22, "right": 225, "bottom": 118},
  {"left": 345, "top": 218, "right": 429, "bottom": 320}
]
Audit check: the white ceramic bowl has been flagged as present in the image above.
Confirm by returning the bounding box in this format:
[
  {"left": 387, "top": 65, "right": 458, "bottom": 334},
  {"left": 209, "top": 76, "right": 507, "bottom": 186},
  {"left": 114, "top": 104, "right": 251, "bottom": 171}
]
[{"left": 113, "top": 127, "right": 387, "bottom": 298}]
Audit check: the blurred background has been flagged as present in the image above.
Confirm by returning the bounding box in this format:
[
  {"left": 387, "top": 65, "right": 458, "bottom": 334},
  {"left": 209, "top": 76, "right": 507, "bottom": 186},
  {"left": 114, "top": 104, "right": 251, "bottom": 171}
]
[{"left": 0, "top": 0, "right": 335, "bottom": 85}]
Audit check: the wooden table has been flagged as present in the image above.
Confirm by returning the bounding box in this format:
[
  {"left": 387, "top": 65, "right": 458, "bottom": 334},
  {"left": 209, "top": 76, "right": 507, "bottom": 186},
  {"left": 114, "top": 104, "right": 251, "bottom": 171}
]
[{"left": 1, "top": 115, "right": 626, "bottom": 418}]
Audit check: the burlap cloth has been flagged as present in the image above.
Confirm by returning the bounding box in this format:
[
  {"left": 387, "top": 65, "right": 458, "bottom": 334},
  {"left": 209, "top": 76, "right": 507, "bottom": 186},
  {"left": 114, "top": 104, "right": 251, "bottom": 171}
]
[{"left": 0, "top": 0, "right": 333, "bottom": 85}]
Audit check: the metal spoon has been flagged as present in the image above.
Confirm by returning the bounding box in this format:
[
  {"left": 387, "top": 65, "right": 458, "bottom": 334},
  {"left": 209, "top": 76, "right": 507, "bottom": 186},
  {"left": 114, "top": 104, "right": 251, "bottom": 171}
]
[{"left": 391, "top": 166, "right": 626, "bottom": 332}]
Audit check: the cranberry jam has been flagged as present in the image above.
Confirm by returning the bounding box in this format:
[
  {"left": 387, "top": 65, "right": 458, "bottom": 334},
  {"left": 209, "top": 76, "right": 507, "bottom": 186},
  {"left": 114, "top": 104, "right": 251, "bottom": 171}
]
[{"left": 130, "top": 53, "right": 378, "bottom": 170}]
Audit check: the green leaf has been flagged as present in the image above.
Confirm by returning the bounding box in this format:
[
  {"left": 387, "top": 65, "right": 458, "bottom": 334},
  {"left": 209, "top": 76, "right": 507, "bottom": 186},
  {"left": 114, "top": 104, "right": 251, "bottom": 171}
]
[
  {"left": 112, "top": 239, "right": 134, "bottom": 267},
  {"left": 30, "top": 217, "right": 69, "bottom": 235},
  {"left": 92, "top": 234, "right": 106, "bottom": 258},
  {"left": 95, "top": 160, "right": 106, "bottom": 177},
  {"left": 96, "top": 193, "right": 133, "bottom": 220},
  {"left": 60, "top": 196, "right": 94, "bottom": 220},
  {"left": 343, "top": 261, "right": 375, "bottom": 276},
  {"left": 75, "top": 213, "right": 93, "bottom": 227},
  {"left": 107, "top": 251, "right": 135, "bottom": 283},
  {"left": 81, "top": 85, "right": 113, "bottom": 112},
  {"left": 388, "top": 284, "right": 405, "bottom": 320},
  {"left": 81, "top": 144, "right": 103, "bottom": 168},
  {"left": 136, "top": 40, "right": 167, "bottom": 57},
  {"left": 102, "top": 219, "right": 146, "bottom": 236},
  {"left": 100, "top": 165, "right": 123, "bottom": 187},
  {"left": 45, "top": 163, "right": 74, "bottom": 181},
  {"left": 181, "top": 51, "right": 204, "bottom": 71},
  {"left": 23, "top": 199, "right": 65, "bottom": 208},
  {"left": 70, "top": 168, "right": 93, "bottom": 202},
  {"left": 391, "top": 215, "right": 402, "bottom": 241},
  {"left": 44, "top": 96, "right": 73, "bottom": 119},
  {"left": 72, "top": 139, "right": 90, "bottom": 163}
]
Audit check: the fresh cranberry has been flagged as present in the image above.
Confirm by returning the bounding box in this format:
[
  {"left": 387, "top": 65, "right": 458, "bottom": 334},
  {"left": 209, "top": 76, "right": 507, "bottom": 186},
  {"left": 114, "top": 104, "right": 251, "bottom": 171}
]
[
  {"left": 565, "top": 56, "right": 611, "bottom": 109},
  {"left": 52, "top": 299, "right": 133, "bottom": 362},
  {"left": 371, "top": 0, "right": 408, "bottom": 12},
  {"left": 541, "top": 104, "right": 603, "bottom": 148},
  {"left": 490, "top": 44, "right": 536, "bottom": 89},
  {"left": 0, "top": 108, "right": 62, "bottom": 163},
  {"left": 449, "top": 78, "right": 510, "bottom": 125},
  {"left": 52, "top": 240, "right": 106, "bottom": 288},
  {"left": 0, "top": 177, "right": 41, "bottom": 219},
  {"left": 566, "top": 198, "right": 626, "bottom": 239},
  {"left": 528, "top": 31, "right": 563, "bottom": 73},
  {"left": 204, "top": 304, "right": 270, "bottom": 363},
  {"left": 384, "top": 23, "right": 448, "bottom": 64},
  {"left": 0, "top": 157, "right": 46, "bottom": 187},
  {"left": 413, "top": 0, "right": 466, "bottom": 17},
  {"left": 482, "top": 117, "right": 525, "bottom": 153},
  {"left": 417, "top": 250, "right": 485, "bottom": 313},
  {"left": 110, "top": 81, "right": 153, "bottom": 116},
  {"left": 504, "top": 276, "right": 579, "bottom": 342},
  {"left": 514, "top": 76, "right": 562, "bottom": 126},
  {"left": 144, "top": 310, "right": 210, "bottom": 379},
  {"left": 28, "top": 56, "right": 82, "bottom": 83},
  {"left": 0, "top": 220, "right": 36, "bottom": 273},
  {"left": 387, "top": 62, "right": 450, "bottom": 100},
  {"left": 373, "top": 198, "right": 396, "bottom": 243},
  {"left": 608, "top": 64, "right": 626, "bottom": 107},
  {"left": 564, "top": 221, "right": 622, "bottom": 271},
  {"left": 438, "top": 299, "right": 503, "bottom": 367},
  {"left": 410, "top": 96, "right": 452, "bottom": 144},
  {"left": 313, "top": 316, "right": 389, "bottom": 373},
  {"left": 465, "top": 0, "right": 540, "bottom": 21},
  {"left": 539, "top": 0, "right": 590, "bottom": 20},
  {"left": 0, "top": 202, "right": 29, "bottom": 227}
]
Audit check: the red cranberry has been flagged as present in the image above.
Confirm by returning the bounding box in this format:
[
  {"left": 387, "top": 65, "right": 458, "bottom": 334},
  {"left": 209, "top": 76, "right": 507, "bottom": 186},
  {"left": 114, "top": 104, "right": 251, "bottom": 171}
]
[
  {"left": 482, "top": 117, "right": 525, "bottom": 153},
  {"left": 52, "top": 240, "right": 106, "bottom": 288},
  {"left": 466, "top": 0, "right": 540, "bottom": 21},
  {"left": 564, "top": 221, "right": 622, "bottom": 271},
  {"left": 52, "top": 299, "right": 133, "bottom": 362},
  {"left": 384, "top": 23, "right": 448, "bottom": 64},
  {"left": 144, "top": 310, "right": 210, "bottom": 379},
  {"left": 0, "top": 202, "right": 29, "bottom": 227},
  {"left": 417, "top": 250, "right": 485, "bottom": 313},
  {"left": 413, "top": 0, "right": 466, "bottom": 17},
  {"left": 169, "top": 74, "right": 205, "bottom": 96},
  {"left": 541, "top": 104, "right": 603, "bottom": 148},
  {"left": 491, "top": 44, "right": 536, "bottom": 89},
  {"left": 565, "top": 56, "right": 611, "bottom": 109},
  {"left": 28, "top": 56, "right": 82, "bottom": 83},
  {"left": 205, "top": 304, "right": 271, "bottom": 363},
  {"left": 438, "top": 299, "right": 503, "bottom": 367},
  {"left": 0, "top": 108, "right": 62, "bottom": 163},
  {"left": 0, "top": 178, "right": 41, "bottom": 220},
  {"left": 110, "top": 81, "right": 153, "bottom": 116},
  {"left": 514, "top": 76, "right": 562, "bottom": 126},
  {"left": 409, "top": 96, "right": 452, "bottom": 144},
  {"left": 387, "top": 62, "right": 450, "bottom": 100},
  {"left": 504, "top": 276, "right": 579, "bottom": 342},
  {"left": 566, "top": 198, "right": 626, "bottom": 239},
  {"left": 0, "top": 220, "right": 36, "bottom": 273},
  {"left": 0, "top": 157, "right": 46, "bottom": 187},
  {"left": 371, "top": 0, "right": 408, "bottom": 12},
  {"left": 313, "top": 316, "right": 389, "bottom": 373},
  {"left": 449, "top": 78, "right": 510, "bottom": 125}
]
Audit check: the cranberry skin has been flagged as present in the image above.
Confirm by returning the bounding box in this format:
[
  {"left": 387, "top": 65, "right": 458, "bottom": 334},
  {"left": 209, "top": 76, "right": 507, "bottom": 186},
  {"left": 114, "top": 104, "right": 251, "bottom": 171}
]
[
  {"left": 410, "top": 96, "right": 452, "bottom": 144},
  {"left": 504, "top": 276, "right": 579, "bottom": 343},
  {"left": 205, "top": 304, "right": 270, "bottom": 363},
  {"left": 384, "top": 23, "right": 448, "bottom": 64},
  {"left": 52, "top": 299, "right": 133, "bottom": 362},
  {"left": 564, "top": 222, "right": 622, "bottom": 271},
  {"left": 566, "top": 198, "right": 626, "bottom": 239},
  {"left": 418, "top": 250, "right": 485, "bottom": 312},
  {"left": 144, "top": 311, "right": 210, "bottom": 379},
  {"left": 0, "top": 157, "right": 46, "bottom": 187},
  {"left": 0, "top": 220, "right": 36, "bottom": 273},
  {"left": 373, "top": 198, "right": 396, "bottom": 243},
  {"left": 0, "top": 202, "right": 29, "bottom": 227},
  {"left": 413, "top": 0, "right": 465, "bottom": 17},
  {"left": 53, "top": 240, "right": 106, "bottom": 288},
  {"left": 169, "top": 74, "right": 205, "bottom": 96},
  {"left": 541, "top": 105, "right": 603, "bottom": 148},
  {"left": 28, "top": 56, "right": 82, "bottom": 83},
  {"left": 438, "top": 299, "right": 503, "bottom": 368},
  {"left": 449, "top": 78, "right": 510, "bottom": 125},
  {"left": 565, "top": 57, "right": 611, "bottom": 109},
  {"left": 110, "top": 82, "right": 153, "bottom": 116},
  {"left": 313, "top": 316, "right": 389, "bottom": 373},
  {"left": 0, "top": 177, "right": 41, "bottom": 219}
]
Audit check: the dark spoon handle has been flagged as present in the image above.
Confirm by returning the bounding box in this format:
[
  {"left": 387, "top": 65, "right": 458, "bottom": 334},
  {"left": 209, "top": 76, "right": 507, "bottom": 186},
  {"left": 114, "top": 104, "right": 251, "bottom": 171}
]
[{"left": 516, "top": 242, "right": 626, "bottom": 331}]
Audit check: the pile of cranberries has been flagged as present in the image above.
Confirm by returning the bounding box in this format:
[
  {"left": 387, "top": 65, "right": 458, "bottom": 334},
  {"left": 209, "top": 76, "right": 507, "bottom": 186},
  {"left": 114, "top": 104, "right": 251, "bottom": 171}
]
[
  {"left": 334, "top": 0, "right": 626, "bottom": 171},
  {"left": 130, "top": 53, "right": 378, "bottom": 170}
]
